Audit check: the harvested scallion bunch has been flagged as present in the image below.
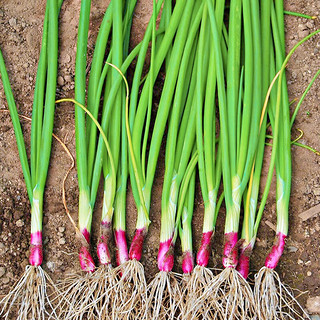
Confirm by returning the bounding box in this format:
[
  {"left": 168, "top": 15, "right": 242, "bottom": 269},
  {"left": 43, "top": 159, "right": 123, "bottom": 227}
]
[
  {"left": 113, "top": 1, "right": 190, "bottom": 316},
  {"left": 143, "top": 2, "right": 206, "bottom": 319},
  {"left": 146, "top": 148, "right": 198, "bottom": 319},
  {"left": 57, "top": 1, "right": 99, "bottom": 318},
  {"left": 0, "top": 0, "right": 60, "bottom": 318},
  {"left": 236, "top": 0, "right": 264, "bottom": 280},
  {"left": 90, "top": 1, "right": 139, "bottom": 318},
  {"left": 253, "top": 4, "right": 320, "bottom": 318},
  {"left": 201, "top": 0, "right": 257, "bottom": 317},
  {"left": 182, "top": 2, "right": 224, "bottom": 318},
  {"left": 59, "top": 1, "right": 143, "bottom": 318}
]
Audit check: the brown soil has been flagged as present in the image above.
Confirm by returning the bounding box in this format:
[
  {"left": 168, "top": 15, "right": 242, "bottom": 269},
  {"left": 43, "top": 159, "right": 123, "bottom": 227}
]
[{"left": 0, "top": 0, "right": 319, "bottom": 315}]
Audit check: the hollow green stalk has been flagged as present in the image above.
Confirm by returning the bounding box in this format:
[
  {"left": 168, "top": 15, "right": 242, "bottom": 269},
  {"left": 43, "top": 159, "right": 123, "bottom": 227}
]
[
  {"left": 113, "top": 89, "right": 129, "bottom": 266},
  {"left": 284, "top": 10, "right": 316, "bottom": 20},
  {"left": 196, "top": 3, "right": 224, "bottom": 269},
  {"left": 86, "top": 1, "right": 112, "bottom": 154},
  {"left": 31, "top": 0, "right": 59, "bottom": 241},
  {"left": 207, "top": 0, "right": 241, "bottom": 269},
  {"left": 237, "top": 0, "right": 264, "bottom": 254},
  {"left": 74, "top": 0, "right": 93, "bottom": 253},
  {"left": 100, "top": 0, "right": 123, "bottom": 226},
  {"left": 156, "top": 0, "right": 172, "bottom": 69},
  {"left": 0, "top": 50, "right": 32, "bottom": 202},
  {"left": 141, "top": 0, "right": 157, "bottom": 181}
]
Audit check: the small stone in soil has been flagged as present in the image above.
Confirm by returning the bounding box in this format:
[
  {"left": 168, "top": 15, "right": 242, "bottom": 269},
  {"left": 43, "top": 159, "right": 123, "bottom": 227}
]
[
  {"left": 46, "top": 261, "right": 55, "bottom": 272},
  {"left": 58, "top": 226, "right": 65, "bottom": 233},
  {"left": 21, "top": 259, "right": 29, "bottom": 269},
  {"left": 13, "top": 211, "right": 23, "bottom": 220},
  {"left": 58, "top": 76, "right": 65, "bottom": 86},
  {"left": 307, "top": 21, "right": 315, "bottom": 29},
  {"left": 299, "top": 30, "right": 310, "bottom": 38},
  {"left": 64, "top": 75, "right": 72, "bottom": 82},
  {"left": 287, "top": 246, "right": 298, "bottom": 253},
  {"left": 61, "top": 54, "right": 71, "bottom": 64},
  {"left": 313, "top": 188, "right": 320, "bottom": 196},
  {"left": 307, "top": 296, "right": 320, "bottom": 314},
  {"left": 307, "top": 271, "right": 312, "bottom": 277},
  {"left": 0, "top": 266, "right": 6, "bottom": 277},
  {"left": 16, "top": 219, "right": 24, "bottom": 227},
  {"left": 59, "top": 238, "right": 66, "bottom": 245},
  {"left": 0, "top": 243, "right": 6, "bottom": 255},
  {"left": 9, "top": 17, "right": 17, "bottom": 27}
]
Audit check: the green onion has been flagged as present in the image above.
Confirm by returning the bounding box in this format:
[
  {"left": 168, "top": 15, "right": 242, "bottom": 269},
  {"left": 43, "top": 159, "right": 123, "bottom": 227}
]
[
  {"left": 73, "top": 0, "right": 95, "bottom": 274},
  {"left": 145, "top": 2, "right": 209, "bottom": 318},
  {"left": 179, "top": 167, "right": 196, "bottom": 274},
  {"left": 284, "top": 10, "right": 317, "bottom": 20},
  {"left": 0, "top": 0, "right": 60, "bottom": 318},
  {"left": 204, "top": 0, "right": 258, "bottom": 317},
  {"left": 184, "top": 3, "right": 224, "bottom": 315},
  {"left": 253, "top": 2, "right": 320, "bottom": 316}
]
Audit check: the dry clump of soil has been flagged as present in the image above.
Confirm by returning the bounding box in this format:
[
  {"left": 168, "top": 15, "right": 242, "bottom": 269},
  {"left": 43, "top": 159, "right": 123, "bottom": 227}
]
[{"left": 0, "top": 0, "right": 319, "bottom": 315}]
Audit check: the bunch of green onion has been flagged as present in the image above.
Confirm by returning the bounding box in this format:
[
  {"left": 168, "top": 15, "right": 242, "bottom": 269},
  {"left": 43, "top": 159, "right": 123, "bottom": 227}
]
[
  {"left": 0, "top": 0, "right": 60, "bottom": 318},
  {"left": 57, "top": 1, "right": 147, "bottom": 318},
  {"left": 1, "top": 0, "right": 319, "bottom": 319}
]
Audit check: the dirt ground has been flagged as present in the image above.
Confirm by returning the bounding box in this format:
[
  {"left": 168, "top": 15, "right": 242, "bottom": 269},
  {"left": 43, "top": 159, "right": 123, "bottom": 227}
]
[{"left": 0, "top": 0, "right": 319, "bottom": 316}]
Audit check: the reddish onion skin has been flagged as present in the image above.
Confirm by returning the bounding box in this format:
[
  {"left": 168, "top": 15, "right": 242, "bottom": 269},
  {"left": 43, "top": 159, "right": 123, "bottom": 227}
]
[
  {"left": 196, "top": 231, "right": 213, "bottom": 267},
  {"left": 97, "top": 221, "right": 112, "bottom": 265},
  {"left": 79, "top": 246, "right": 95, "bottom": 273},
  {"left": 97, "top": 242, "right": 111, "bottom": 265},
  {"left": 158, "top": 239, "right": 174, "bottom": 272},
  {"left": 222, "top": 232, "right": 238, "bottom": 268},
  {"left": 236, "top": 244, "right": 252, "bottom": 279},
  {"left": 129, "top": 228, "right": 146, "bottom": 261},
  {"left": 265, "top": 232, "right": 286, "bottom": 269},
  {"left": 30, "top": 231, "right": 42, "bottom": 245},
  {"left": 78, "top": 228, "right": 95, "bottom": 272},
  {"left": 81, "top": 228, "right": 91, "bottom": 244},
  {"left": 114, "top": 230, "right": 129, "bottom": 266},
  {"left": 29, "top": 231, "right": 43, "bottom": 266},
  {"left": 182, "top": 251, "right": 194, "bottom": 274}
]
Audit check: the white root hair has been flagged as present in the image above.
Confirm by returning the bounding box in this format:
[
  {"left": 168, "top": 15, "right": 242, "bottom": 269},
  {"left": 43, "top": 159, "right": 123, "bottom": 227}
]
[
  {"left": 180, "top": 265, "right": 220, "bottom": 320},
  {"left": 202, "top": 267, "right": 256, "bottom": 320},
  {"left": 0, "top": 265, "right": 58, "bottom": 320},
  {"left": 145, "top": 271, "right": 182, "bottom": 320},
  {"left": 55, "top": 271, "right": 100, "bottom": 319},
  {"left": 76, "top": 265, "right": 118, "bottom": 319},
  {"left": 111, "top": 259, "right": 147, "bottom": 319},
  {"left": 254, "top": 266, "right": 311, "bottom": 320}
]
